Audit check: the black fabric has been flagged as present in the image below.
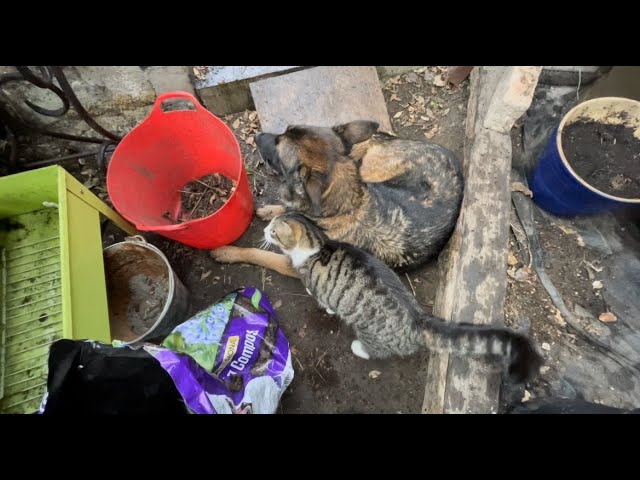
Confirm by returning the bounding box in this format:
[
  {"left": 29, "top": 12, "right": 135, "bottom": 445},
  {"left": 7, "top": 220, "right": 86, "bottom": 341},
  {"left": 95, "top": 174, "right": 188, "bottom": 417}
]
[
  {"left": 42, "top": 339, "right": 188, "bottom": 415},
  {"left": 510, "top": 398, "right": 640, "bottom": 414}
]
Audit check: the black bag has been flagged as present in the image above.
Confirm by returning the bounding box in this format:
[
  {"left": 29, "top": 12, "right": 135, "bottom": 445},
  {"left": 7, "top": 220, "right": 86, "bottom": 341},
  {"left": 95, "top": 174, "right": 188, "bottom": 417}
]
[{"left": 42, "top": 339, "right": 189, "bottom": 415}]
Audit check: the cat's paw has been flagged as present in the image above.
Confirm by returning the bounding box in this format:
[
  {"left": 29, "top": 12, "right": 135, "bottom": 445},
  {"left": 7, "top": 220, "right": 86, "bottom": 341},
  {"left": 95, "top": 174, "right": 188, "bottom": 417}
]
[
  {"left": 256, "top": 205, "right": 286, "bottom": 221},
  {"left": 351, "top": 340, "right": 371, "bottom": 360},
  {"left": 210, "top": 246, "right": 246, "bottom": 264}
]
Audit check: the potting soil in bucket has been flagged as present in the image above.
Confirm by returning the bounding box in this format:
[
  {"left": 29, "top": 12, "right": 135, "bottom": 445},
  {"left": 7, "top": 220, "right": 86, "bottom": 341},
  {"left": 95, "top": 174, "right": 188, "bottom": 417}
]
[
  {"left": 107, "top": 91, "right": 254, "bottom": 249},
  {"left": 104, "top": 238, "right": 189, "bottom": 344},
  {"left": 562, "top": 121, "right": 640, "bottom": 199},
  {"left": 531, "top": 97, "right": 640, "bottom": 216}
]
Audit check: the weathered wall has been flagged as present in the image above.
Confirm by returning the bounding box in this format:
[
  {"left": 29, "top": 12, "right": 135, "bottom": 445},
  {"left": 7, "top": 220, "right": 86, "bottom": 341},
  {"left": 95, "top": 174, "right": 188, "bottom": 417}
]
[{"left": 0, "top": 66, "right": 194, "bottom": 162}]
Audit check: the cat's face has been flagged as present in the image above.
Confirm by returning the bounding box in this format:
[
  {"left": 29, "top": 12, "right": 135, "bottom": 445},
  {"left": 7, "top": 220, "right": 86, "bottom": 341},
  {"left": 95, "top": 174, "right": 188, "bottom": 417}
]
[
  {"left": 264, "top": 214, "right": 327, "bottom": 266},
  {"left": 264, "top": 215, "right": 307, "bottom": 251}
]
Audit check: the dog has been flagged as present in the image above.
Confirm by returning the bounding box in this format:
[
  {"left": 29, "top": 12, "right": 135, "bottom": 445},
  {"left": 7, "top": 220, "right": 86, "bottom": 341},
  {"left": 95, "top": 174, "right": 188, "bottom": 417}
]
[{"left": 211, "top": 120, "right": 463, "bottom": 277}]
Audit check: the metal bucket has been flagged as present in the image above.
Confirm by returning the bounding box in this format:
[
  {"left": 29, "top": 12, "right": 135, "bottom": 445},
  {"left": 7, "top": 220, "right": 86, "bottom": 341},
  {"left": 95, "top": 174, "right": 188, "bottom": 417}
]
[{"left": 104, "top": 236, "right": 190, "bottom": 344}]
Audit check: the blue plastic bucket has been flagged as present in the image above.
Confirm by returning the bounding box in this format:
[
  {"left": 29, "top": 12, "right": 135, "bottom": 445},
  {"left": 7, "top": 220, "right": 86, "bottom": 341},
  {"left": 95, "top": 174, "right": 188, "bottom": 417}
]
[{"left": 531, "top": 97, "right": 640, "bottom": 216}]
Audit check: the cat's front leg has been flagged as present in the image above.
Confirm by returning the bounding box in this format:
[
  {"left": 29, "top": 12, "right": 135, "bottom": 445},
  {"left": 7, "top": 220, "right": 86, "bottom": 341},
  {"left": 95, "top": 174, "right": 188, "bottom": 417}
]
[{"left": 351, "top": 339, "right": 371, "bottom": 360}]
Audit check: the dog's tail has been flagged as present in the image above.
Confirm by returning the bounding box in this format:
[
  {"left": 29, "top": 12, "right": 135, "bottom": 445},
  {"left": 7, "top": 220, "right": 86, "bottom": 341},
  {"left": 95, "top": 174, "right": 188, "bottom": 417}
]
[{"left": 418, "top": 315, "right": 544, "bottom": 383}]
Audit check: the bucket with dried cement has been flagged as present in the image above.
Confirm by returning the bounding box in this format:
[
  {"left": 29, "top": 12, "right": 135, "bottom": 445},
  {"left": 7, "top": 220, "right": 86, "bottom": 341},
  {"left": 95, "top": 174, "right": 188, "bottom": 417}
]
[{"left": 104, "top": 236, "right": 190, "bottom": 344}]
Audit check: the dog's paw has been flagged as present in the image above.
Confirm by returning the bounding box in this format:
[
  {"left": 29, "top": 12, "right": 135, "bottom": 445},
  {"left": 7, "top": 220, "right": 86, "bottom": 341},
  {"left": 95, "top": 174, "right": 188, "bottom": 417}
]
[
  {"left": 210, "top": 246, "right": 246, "bottom": 264},
  {"left": 256, "top": 205, "right": 286, "bottom": 221}
]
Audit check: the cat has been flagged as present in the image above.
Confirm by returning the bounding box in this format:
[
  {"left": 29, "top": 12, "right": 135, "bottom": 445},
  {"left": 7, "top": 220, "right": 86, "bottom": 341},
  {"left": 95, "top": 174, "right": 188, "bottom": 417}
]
[{"left": 263, "top": 212, "right": 544, "bottom": 383}]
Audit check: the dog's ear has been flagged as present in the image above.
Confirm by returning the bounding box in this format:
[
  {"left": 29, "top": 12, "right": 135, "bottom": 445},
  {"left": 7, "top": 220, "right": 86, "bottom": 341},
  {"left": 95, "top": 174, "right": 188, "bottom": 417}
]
[
  {"left": 302, "top": 167, "right": 326, "bottom": 216},
  {"left": 333, "top": 121, "right": 379, "bottom": 149}
]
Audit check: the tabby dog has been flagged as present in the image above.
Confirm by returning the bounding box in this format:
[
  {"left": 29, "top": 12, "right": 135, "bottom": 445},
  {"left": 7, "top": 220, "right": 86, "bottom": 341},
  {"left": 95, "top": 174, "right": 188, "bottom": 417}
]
[{"left": 264, "top": 213, "right": 544, "bottom": 382}]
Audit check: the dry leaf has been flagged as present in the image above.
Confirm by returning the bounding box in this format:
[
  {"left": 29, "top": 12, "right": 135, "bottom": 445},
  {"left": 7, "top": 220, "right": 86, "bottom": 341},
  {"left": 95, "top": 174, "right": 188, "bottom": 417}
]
[
  {"left": 406, "top": 72, "right": 420, "bottom": 84},
  {"left": 509, "top": 266, "right": 532, "bottom": 282},
  {"left": 542, "top": 342, "right": 551, "bottom": 351},
  {"left": 442, "top": 108, "right": 451, "bottom": 116},
  {"left": 232, "top": 119, "right": 241, "bottom": 129},
  {"left": 508, "top": 252, "right": 519, "bottom": 266},
  {"left": 246, "top": 136, "right": 256, "bottom": 147},
  {"left": 393, "top": 111, "right": 404, "bottom": 119},
  {"left": 585, "top": 324, "right": 603, "bottom": 336},
  {"left": 424, "top": 125, "right": 438, "bottom": 139},
  {"left": 599, "top": 311, "right": 617, "bottom": 323},
  {"left": 511, "top": 181, "right": 533, "bottom": 197},
  {"left": 592, "top": 280, "right": 604, "bottom": 290},
  {"left": 425, "top": 107, "right": 435, "bottom": 118},
  {"left": 584, "top": 260, "right": 603, "bottom": 273},
  {"left": 522, "top": 390, "right": 532, "bottom": 402},
  {"left": 200, "top": 270, "right": 212, "bottom": 280},
  {"left": 368, "top": 370, "right": 382, "bottom": 379},
  {"left": 552, "top": 309, "right": 567, "bottom": 327},
  {"left": 433, "top": 75, "right": 446, "bottom": 87},
  {"left": 193, "top": 66, "right": 207, "bottom": 80},
  {"left": 558, "top": 225, "right": 577, "bottom": 235},
  {"left": 248, "top": 112, "right": 258, "bottom": 122},
  {"left": 390, "top": 93, "right": 400, "bottom": 102},
  {"left": 273, "top": 299, "right": 283, "bottom": 310},
  {"left": 420, "top": 116, "right": 430, "bottom": 121}
]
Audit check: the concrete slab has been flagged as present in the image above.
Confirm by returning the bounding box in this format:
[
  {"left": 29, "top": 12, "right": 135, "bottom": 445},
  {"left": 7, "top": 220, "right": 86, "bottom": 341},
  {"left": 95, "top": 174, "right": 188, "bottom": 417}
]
[
  {"left": 250, "top": 66, "right": 393, "bottom": 134},
  {"left": 195, "top": 66, "right": 306, "bottom": 116}
]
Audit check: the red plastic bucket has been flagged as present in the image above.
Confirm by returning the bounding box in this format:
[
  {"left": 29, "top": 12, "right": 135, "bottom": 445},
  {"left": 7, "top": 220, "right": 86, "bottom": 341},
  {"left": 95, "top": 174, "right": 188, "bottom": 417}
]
[{"left": 106, "top": 92, "right": 254, "bottom": 249}]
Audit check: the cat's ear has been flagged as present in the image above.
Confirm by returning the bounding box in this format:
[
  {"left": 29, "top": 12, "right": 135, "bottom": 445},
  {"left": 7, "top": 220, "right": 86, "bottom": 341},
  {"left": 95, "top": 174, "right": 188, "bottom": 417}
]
[{"left": 278, "top": 220, "right": 293, "bottom": 237}]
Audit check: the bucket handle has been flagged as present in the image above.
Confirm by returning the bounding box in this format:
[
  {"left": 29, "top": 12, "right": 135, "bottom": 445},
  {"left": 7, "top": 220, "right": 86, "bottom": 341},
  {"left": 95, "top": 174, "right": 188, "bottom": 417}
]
[
  {"left": 125, "top": 235, "right": 148, "bottom": 244},
  {"left": 151, "top": 91, "right": 207, "bottom": 117}
]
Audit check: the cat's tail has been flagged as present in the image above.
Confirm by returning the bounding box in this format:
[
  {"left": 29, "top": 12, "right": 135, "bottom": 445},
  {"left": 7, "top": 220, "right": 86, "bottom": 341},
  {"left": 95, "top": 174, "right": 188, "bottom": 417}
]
[{"left": 419, "top": 316, "right": 544, "bottom": 383}]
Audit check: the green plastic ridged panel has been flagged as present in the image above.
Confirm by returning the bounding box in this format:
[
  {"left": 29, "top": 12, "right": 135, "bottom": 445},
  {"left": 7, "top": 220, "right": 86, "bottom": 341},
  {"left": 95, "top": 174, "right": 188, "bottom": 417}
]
[{"left": 0, "top": 209, "right": 62, "bottom": 414}]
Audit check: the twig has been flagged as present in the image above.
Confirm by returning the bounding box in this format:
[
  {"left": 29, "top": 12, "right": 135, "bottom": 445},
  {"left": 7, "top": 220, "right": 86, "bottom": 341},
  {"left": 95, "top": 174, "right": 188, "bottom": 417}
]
[
  {"left": 193, "top": 177, "right": 217, "bottom": 188},
  {"left": 184, "top": 178, "right": 214, "bottom": 221},
  {"left": 405, "top": 273, "right": 417, "bottom": 297},
  {"left": 293, "top": 356, "right": 305, "bottom": 371},
  {"left": 313, "top": 366, "right": 326, "bottom": 383},
  {"left": 177, "top": 190, "right": 204, "bottom": 194},
  {"left": 280, "top": 292, "right": 310, "bottom": 297},
  {"left": 316, "top": 344, "right": 335, "bottom": 368},
  {"left": 576, "top": 68, "right": 582, "bottom": 101}
]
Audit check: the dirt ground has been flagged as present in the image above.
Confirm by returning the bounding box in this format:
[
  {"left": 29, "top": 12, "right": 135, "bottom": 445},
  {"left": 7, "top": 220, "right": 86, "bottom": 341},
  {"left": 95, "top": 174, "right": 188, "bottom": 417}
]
[
  {"left": 24, "top": 66, "right": 640, "bottom": 413},
  {"left": 96, "top": 67, "right": 470, "bottom": 414}
]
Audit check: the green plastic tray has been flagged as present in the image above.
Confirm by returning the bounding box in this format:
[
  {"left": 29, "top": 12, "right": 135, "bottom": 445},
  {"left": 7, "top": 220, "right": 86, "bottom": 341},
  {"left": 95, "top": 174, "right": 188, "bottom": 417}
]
[{"left": 0, "top": 166, "right": 135, "bottom": 414}]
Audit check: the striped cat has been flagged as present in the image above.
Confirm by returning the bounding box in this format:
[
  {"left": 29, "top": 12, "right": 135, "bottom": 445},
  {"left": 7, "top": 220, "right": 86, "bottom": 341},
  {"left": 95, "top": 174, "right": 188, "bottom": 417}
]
[{"left": 264, "top": 213, "right": 544, "bottom": 383}]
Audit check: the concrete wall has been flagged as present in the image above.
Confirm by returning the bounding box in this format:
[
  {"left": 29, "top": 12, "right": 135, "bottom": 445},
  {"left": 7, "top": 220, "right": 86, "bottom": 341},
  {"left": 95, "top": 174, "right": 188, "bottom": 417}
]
[{"left": 0, "top": 66, "right": 194, "bottom": 161}]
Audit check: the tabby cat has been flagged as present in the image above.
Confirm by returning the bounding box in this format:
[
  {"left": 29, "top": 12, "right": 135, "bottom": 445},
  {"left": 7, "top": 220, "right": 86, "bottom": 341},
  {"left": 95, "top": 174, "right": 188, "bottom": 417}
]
[{"left": 264, "top": 213, "right": 544, "bottom": 382}]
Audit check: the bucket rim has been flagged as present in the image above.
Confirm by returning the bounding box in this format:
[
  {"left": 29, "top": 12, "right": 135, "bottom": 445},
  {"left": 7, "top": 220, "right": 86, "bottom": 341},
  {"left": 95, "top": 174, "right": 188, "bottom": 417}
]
[
  {"left": 556, "top": 96, "right": 640, "bottom": 204},
  {"left": 103, "top": 237, "right": 176, "bottom": 344}
]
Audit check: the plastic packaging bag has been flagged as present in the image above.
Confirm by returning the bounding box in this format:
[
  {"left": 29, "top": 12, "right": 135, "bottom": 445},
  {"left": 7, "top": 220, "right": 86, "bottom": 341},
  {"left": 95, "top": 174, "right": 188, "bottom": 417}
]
[{"left": 145, "top": 286, "right": 293, "bottom": 414}]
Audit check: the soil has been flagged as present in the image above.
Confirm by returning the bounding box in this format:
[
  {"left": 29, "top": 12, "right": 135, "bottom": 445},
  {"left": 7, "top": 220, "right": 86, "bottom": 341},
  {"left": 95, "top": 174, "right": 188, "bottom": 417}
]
[
  {"left": 104, "top": 243, "right": 170, "bottom": 342},
  {"left": 562, "top": 120, "right": 640, "bottom": 199},
  {"left": 178, "top": 173, "right": 236, "bottom": 222},
  {"left": 96, "top": 67, "right": 469, "bottom": 413},
  {"left": 127, "top": 274, "right": 169, "bottom": 336}
]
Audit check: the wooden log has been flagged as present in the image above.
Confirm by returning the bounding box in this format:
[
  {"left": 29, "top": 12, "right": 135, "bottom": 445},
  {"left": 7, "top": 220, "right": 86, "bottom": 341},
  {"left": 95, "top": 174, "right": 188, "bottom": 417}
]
[{"left": 422, "top": 67, "right": 542, "bottom": 414}]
